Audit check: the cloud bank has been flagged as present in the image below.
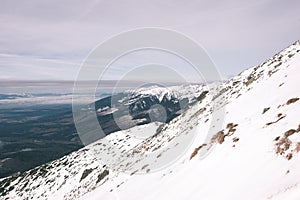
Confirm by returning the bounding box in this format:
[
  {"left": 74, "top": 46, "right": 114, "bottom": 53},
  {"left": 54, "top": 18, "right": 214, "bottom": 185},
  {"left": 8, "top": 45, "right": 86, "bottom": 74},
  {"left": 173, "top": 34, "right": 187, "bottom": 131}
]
[{"left": 0, "top": 0, "right": 299, "bottom": 80}]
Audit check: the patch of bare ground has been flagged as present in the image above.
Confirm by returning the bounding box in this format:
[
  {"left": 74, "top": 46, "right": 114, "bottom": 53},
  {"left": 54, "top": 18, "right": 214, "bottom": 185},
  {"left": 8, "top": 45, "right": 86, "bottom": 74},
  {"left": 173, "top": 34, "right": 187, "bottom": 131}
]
[
  {"left": 211, "top": 123, "right": 239, "bottom": 144},
  {"left": 275, "top": 124, "right": 300, "bottom": 160},
  {"left": 295, "top": 143, "right": 300, "bottom": 153},
  {"left": 212, "top": 131, "right": 226, "bottom": 144},
  {"left": 286, "top": 97, "right": 299, "bottom": 105},
  {"left": 190, "top": 123, "right": 238, "bottom": 160},
  {"left": 226, "top": 123, "right": 238, "bottom": 136},
  {"left": 262, "top": 107, "right": 270, "bottom": 114},
  {"left": 189, "top": 144, "right": 207, "bottom": 160},
  {"left": 277, "top": 97, "right": 299, "bottom": 108},
  {"left": 275, "top": 137, "right": 292, "bottom": 155},
  {"left": 141, "top": 164, "right": 149, "bottom": 170},
  {"left": 265, "top": 113, "right": 286, "bottom": 126}
]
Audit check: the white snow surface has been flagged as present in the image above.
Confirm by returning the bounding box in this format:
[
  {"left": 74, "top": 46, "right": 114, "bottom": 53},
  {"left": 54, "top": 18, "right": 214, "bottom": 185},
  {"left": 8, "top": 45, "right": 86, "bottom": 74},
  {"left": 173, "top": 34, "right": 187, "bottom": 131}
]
[{"left": 1, "top": 41, "right": 300, "bottom": 200}]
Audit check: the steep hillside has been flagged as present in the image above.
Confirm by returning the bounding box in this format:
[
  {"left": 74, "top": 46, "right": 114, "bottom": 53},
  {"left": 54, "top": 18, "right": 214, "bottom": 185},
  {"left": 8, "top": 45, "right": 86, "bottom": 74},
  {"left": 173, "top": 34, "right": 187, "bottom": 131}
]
[{"left": 1, "top": 40, "right": 300, "bottom": 200}]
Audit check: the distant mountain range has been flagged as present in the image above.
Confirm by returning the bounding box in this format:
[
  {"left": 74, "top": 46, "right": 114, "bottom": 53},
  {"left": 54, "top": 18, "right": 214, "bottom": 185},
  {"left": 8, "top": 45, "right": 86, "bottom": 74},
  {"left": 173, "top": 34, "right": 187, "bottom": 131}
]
[{"left": 0, "top": 84, "right": 204, "bottom": 178}]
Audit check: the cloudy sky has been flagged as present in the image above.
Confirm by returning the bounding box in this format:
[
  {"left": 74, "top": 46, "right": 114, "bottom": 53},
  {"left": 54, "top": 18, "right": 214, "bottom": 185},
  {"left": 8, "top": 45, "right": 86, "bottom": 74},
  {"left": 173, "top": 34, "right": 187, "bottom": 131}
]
[{"left": 0, "top": 0, "right": 300, "bottom": 81}]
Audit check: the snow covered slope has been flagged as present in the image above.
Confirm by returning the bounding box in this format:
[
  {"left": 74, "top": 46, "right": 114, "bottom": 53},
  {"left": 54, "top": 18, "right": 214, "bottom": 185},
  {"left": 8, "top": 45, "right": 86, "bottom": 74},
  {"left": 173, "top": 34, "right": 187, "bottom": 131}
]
[{"left": 1, "top": 40, "right": 300, "bottom": 200}]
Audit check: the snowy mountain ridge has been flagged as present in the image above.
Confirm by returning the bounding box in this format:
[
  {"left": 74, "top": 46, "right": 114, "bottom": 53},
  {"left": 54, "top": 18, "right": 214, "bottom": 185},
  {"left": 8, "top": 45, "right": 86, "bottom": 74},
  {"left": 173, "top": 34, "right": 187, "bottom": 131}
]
[
  {"left": 123, "top": 84, "right": 206, "bottom": 103},
  {"left": 1, "top": 40, "right": 300, "bottom": 200}
]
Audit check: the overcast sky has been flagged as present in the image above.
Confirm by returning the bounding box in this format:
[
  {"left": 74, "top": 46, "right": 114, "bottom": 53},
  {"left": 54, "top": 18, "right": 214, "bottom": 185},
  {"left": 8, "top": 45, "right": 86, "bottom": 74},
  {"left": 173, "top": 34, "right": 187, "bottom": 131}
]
[{"left": 0, "top": 0, "right": 300, "bottom": 81}]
